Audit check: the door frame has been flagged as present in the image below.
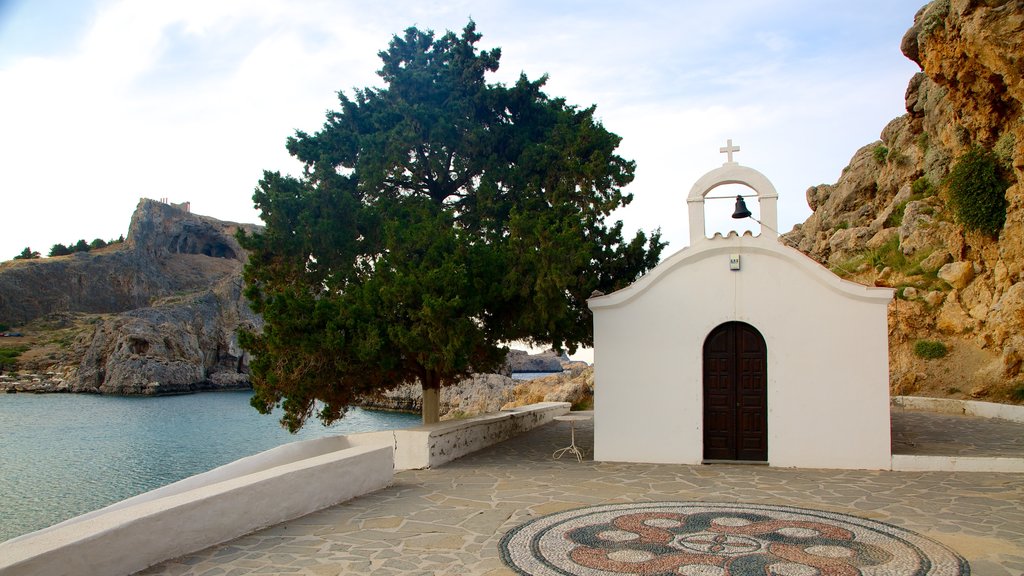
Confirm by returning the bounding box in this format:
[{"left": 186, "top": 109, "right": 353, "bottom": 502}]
[{"left": 701, "top": 321, "right": 768, "bottom": 463}]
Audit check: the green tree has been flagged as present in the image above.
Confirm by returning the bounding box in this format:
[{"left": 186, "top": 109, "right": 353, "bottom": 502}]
[
  {"left": 48, "top": 243, "right": 71, "bottom": 257},
  {"left": 72, "top": 239, "right": 90, "bottom": 253},
  {"left": 90, "top": 238, "right": 108, "bottom": 249},
  {"left": 13, "top": 247, "right": 40, "bottom": 260},
  {"left": 239, "top": 22, "right": 664, "bottom": 429}
]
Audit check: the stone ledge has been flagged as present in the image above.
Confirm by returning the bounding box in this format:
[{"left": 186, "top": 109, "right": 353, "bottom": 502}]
[
  {"left": 891, "top": 454, "right": 1024, "bottom": 473},
  {"left": 357, "top": 402, "right": 571, "bottom": 470},
  {"left": 891, "top": 396, "right": 1024, "bottom": 423}
]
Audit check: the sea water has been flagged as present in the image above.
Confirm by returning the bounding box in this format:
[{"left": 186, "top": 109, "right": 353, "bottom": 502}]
[{"left": 0, "top": 391, "right": 419, "bottom": 542}]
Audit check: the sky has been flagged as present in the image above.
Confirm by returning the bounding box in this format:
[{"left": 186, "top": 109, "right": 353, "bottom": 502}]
[{"left": 0, "top": 0, "right": 928, "bottom": 264}]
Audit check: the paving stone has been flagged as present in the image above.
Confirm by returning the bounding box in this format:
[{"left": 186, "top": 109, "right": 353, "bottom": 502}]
[{"left": 137, "top": 412, "right": 1024, "bottom": 575}]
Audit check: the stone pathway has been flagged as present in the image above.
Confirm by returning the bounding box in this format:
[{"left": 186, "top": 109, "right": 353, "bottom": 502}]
[
  {"left": 139, "top": 412, "right": 1024, "bottom": 576},
  {"left": 891, "top": 409, "right": 1024, "bottom": 457}
]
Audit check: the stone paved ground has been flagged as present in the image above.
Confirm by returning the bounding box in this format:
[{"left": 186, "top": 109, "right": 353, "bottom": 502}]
[
  {"left": 891, "top": 409, "right": 1024, "bottom": 457},
  {"left": 139, "top": 412, "right": 1024, "bottom": 576}
]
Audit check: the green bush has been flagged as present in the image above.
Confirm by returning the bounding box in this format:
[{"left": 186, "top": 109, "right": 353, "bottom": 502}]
[
  {"left": 48, "top": 243, "right": 71, "bottom": 257},
  {"left": 888, "top": 149, "right": 909, "bottom": 166},
  {"left": 13, "top": 247, "right": 41, "bottom": 260},
  {"left": 911, "top": 177, "right": 934, "bottom": 199},
  {"left": 946, "top": 146, "right": 1008, "bottom": 236},
  {"left": 869, "top": 236, "right": 907, "bottom": 270},
  {"left": 886, "top": 202, "right": 907, "bottom": 228},
  {"left": 914, "top": 339, "right": 948, "bottom": 359},
  {"left": 0, "top": 346, "right": 28, "bottom": 371},
  {"left": 994, "top": 132, "right": 1015, "bottom": 171},
  {"left": 916, "top": 133, "right": 930, "bottom": 153},
  {"left": 873, "top": 145, "right": 889, "bottom": 164},
  {"left": 1011, "top": 384, "right": 1024, "bottom": 402}
]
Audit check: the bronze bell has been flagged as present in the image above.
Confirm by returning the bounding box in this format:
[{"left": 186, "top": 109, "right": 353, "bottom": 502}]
[{"left": 731, "top": 195, "right": 752, "bottom": 219}]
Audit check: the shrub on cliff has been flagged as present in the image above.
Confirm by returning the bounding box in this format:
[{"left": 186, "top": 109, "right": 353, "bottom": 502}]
[
  {"left": 946, "top": 145, "right": 1008, "bottom": 237},
  {"left": 914, "top": 339, "right": 948, "bottom": 359}
]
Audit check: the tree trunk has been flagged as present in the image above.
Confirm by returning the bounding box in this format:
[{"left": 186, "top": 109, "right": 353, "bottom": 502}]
[{"left": 422, "top": 371, "right": 440, "bottom": 424}]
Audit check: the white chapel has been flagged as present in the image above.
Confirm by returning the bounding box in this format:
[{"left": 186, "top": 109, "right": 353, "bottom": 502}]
[{"left": 588, "top": 141, "right": 894, "bottom": 470}]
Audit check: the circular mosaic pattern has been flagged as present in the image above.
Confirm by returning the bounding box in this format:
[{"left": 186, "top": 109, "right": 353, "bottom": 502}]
[{"left": 499, "top": 502, "right": 969, "bottom": 576}]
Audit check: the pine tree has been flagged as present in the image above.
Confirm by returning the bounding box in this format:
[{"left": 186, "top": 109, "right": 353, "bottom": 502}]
[
  {"left": 48, "top": 243, "right": 71, "bottom": 257},
  {"left": 240, "top": 22, "right": 664, "bottom": 429},
  {"left": 13, "top": 247, "right": 40, "bottom": 260}
]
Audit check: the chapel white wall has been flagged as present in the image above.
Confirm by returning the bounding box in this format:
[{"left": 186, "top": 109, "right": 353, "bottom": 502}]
[{"left": 593, "top": 236, "right": 892, "bottom": 470}]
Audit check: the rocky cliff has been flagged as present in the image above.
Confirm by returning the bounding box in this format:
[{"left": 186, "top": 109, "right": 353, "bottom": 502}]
[
  {"left": 0, "top": 199, "right": 262, "bottom": 394},
  {"left": 357, "top": 365, "right": 593, "bottom": 420},
  {"left": 785, "top": 0, "right": 1024, "bottom": 402}
]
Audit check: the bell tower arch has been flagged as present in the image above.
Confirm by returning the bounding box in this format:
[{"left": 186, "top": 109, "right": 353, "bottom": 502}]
[{"left": 687, "top": 140, "right": 779, "bottom": 244}]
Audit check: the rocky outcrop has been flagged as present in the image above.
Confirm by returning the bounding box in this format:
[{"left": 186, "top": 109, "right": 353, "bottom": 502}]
[
  {"left": 502, "top": 366, "right": 594, "bottom": 411},
  {"left": 785, "top": 0, "right": 1024, "bottom": 403},
  {"left": 0, "top": 199, "right": 262, "bottom": 395},
  {"left": 507, "top": 349, "right": 570, "bottom": 373},
  {"left": 74, "top": 278, "right": 257, "bottom": 394},
  {"left": 359, "top": 364, "right": 594, "bottom": 420},
  {"left": 359, "top": 373, "right": 521, "bottom": 418}
]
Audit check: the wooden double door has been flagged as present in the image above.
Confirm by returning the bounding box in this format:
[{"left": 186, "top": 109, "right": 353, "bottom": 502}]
[{"left": 703, "top": 322, "right": 768, "bottom": 462}]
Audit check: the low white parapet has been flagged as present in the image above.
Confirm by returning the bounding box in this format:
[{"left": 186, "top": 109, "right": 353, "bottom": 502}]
[
  {"left": 891, "top": 396, "right": 1024, "bottom": 423},
  {"left": 0, "top": 442, "right": 393, "bottom": 576},
  {"left": 891, "top": 454, "right": 1024, "bottom": 473},
  {"left": 356, "top": 402, "right": 571, "bottom": 470}
]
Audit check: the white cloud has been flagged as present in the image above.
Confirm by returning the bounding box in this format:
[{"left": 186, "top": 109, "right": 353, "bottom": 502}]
[{"left": 1, "top": 0, "right": 922, "bottom": 263}]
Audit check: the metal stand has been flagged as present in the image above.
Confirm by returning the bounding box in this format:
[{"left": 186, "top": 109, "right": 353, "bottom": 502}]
[{"left": 553, "top": 418, "right": 585, "bottom": 462}]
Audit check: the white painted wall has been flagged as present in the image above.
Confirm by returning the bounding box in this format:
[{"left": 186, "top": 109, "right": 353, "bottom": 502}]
[{"left": 591, "top": 233, "right": 893, "bottom": 470}]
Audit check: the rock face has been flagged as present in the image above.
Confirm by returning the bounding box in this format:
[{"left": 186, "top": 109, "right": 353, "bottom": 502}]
[
  {"left": 502, "top": 366, "right": 595, "bottom": 411},
  {"left": 359, "top": 373, "right": 521, "bottom": 418},
  {"left": 785, "top": 0, "right": 1024, "bottom": 402},
  {"left": 359, "top": 365, "right": 595, "bottom": 421},
  {"left": 507, "top": 349, "right": 569, "bottom": 373},
  {"left": 0, "top": 199, "right": 261, "bottom": 394}
]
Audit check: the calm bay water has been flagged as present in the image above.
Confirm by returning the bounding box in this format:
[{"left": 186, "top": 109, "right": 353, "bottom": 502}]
[{"left": 0, "top": 392, "right": 419, "bottom": 542}]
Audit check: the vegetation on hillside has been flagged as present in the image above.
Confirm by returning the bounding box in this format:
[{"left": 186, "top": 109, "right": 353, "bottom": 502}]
[
  {"left": 46, "top": 235, "right": 125, "bottom": 257},
  {"left": 13, "top": 247, "right": 40, "bottom": 260}
]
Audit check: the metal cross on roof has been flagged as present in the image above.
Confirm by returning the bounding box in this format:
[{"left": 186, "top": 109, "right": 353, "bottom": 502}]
[{"left": 719, "top": 139, "right": 740, "bottom": 164}]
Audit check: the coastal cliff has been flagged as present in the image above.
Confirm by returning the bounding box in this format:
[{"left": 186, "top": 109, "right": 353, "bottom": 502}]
[
  {"left": 785, "top": 0, "right": 1024, "bottom": 402},
  {"left": 0, "top": 199, "right": 261, "bottom": 394}
]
